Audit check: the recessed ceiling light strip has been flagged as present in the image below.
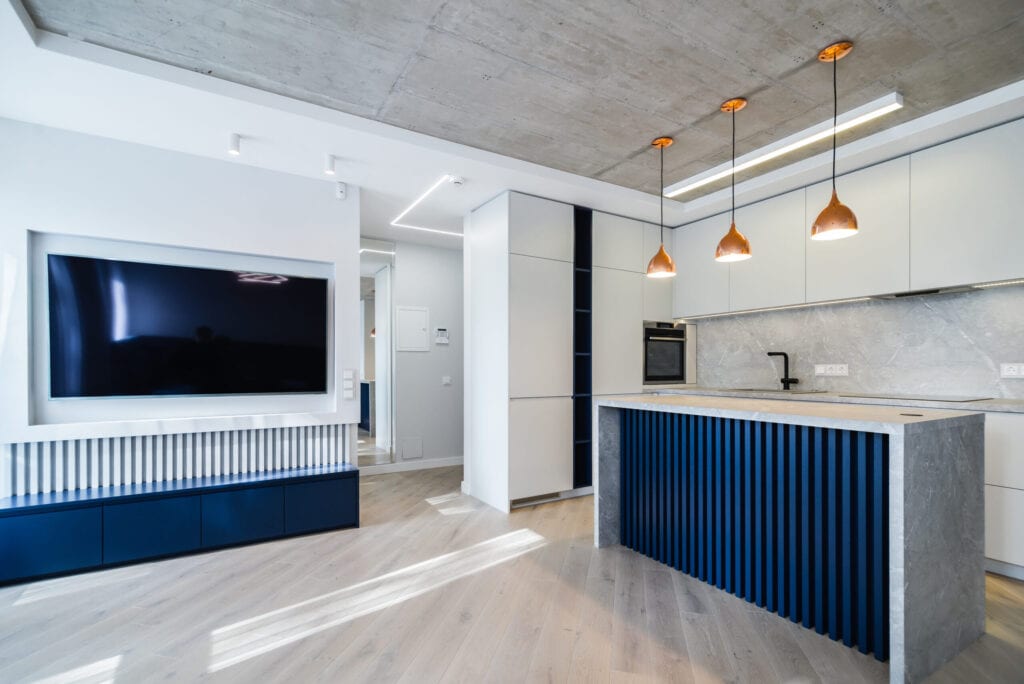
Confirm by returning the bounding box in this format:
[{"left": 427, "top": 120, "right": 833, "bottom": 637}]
[
  {"left": 390, "top": 174, "right": 464, "bottom": 237},
  {"left": 664, "top": 92, "right": 903, "bottom": 198},
  {"left": 359, "top": 248, "right": 396, "bottom": 255}
]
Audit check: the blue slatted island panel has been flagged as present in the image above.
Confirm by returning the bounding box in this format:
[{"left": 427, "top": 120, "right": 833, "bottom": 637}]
[{"left": 620, "top": 409, "right": 890, "bottom": 661}]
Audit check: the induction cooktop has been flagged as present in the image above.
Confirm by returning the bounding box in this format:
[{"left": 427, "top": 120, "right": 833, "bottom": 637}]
[{"left": 838, "top": 393, "right": 992, "bottom": 403}]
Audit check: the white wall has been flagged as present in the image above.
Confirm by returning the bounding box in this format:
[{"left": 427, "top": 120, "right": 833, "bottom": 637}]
[
  {"left": 392, "top": 242, "right": 464, "bottom": 464},
  {"left": 0, "top": 118, "right": 361, "bottom": 444}
]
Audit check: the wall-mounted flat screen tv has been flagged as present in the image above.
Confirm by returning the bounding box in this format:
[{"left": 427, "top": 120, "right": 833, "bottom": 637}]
[{"left": 48, "top": 254, "right": 328, "bottom": 398}]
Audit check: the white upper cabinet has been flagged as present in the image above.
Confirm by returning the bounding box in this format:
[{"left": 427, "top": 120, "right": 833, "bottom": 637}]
[
  {"left": 805, "top": 157, "right": 911, "bottom": 302},
  {"left": 672, "top": 213, "right": 731, "bottom": 318},
  {"left": 508, "top": 192, "right": 574, "bottom": 262},
  {"left": 593, "top": 211, "right": 645, "bottom": 272},
  {"left": 729, "top": 190, "right": 806, "bottom": 312},
  {"left": 910, "top": 118, "right": 1024, "bottom": 289},
  {"left": 642, "top": 222, "right": 673, "bottom": 320},
  {"left": 509, "top": 254, "right": 573, "bottom": 398},
  {"left": 592, "top": 266, "right": 643, "bottom": 395}
]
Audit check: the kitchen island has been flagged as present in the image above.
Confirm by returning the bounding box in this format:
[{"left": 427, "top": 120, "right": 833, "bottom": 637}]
[{"left": 593, "top": 394, "right": 984, "bottom": 684}]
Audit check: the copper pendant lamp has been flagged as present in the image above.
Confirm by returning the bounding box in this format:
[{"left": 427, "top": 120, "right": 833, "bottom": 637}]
[
  {"left": 715, "top": 98, "right": 753, "bottom": 263},
  {"left": 647, "top": 136, "right": 677, "bottom": 278},
  {"left": 811, "top": 41, "right": 858, "bottom": 241}
]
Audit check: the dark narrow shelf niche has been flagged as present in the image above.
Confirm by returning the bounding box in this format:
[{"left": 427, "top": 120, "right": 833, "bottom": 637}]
[{"left": 572, "top": 206, "right": 593, "bottom": 489}]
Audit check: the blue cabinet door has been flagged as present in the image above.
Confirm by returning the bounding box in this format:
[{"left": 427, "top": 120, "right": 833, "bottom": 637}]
[
  {"left": 104, "top": 496, "right": 201, "bottom": 564},
  {"left": 0, "top": 508, "right": 102, "bottom": 582},
  {"left": 202, "top": 486, "right": 284, "bottom": 548},
  {"left": 284, "top": 477, "right": 358, "bottom": 534}
]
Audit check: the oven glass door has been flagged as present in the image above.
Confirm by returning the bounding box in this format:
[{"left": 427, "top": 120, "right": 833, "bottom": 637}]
[{"left": 645, "top": 333, "right": 686, "bottom": 383}]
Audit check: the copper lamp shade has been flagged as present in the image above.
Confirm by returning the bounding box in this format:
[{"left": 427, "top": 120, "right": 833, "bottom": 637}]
[
  {"left": 715, "top": 222, "right": 753, "bottom": 262},
  {"left": 812, "top": 41, "right": 859, "bottom": 242},
  {"left": 647, "top": 243, "right": 677, "bottom": 277},
  {"left": 811, "top": 189, "right": 858, "bottom": 240}
]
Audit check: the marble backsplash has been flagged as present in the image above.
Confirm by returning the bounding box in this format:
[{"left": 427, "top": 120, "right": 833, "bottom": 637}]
[{"left": 690, "top": 284, "right": 1024, "bottom": 399}]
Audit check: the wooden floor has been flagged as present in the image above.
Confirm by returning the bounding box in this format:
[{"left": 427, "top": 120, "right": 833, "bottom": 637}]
[{"left": 1, "top": 466, "right": 1022, "bottom": 683}]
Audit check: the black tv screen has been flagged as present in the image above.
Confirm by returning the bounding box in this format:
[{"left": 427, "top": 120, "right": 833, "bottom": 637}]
[{"left": 48, "top": 254, "right": 328, "bottom": 398}]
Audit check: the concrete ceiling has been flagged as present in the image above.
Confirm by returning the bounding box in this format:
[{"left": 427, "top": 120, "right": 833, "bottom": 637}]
[{"left": 19, "top": 0, "right": 1024, "bottom": 197}]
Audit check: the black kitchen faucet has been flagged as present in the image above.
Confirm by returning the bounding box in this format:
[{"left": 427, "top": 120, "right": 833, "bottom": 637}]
[{"left": 767, "top": 352, "right": 799, "bottom": 390}]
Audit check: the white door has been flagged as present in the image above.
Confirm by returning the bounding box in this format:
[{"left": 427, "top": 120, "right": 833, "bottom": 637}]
[
  {"left": 673, "top": 213, "right": 731, "bottom": 318},
  {"left": 806, "top": 157, "right": 910, "bottom": 301},
  {"left": 508, "top": 397, "right": 573, "bottom": 499},
  {"left": 592, "top": 266, "right": 643, "bottom": 395},
  {"left": 729, "top": 190, "right": 806, "bottom": 312},
  {"left": 509, "top": 254, "right": 573, "bottom": 398},
  {"left": 910, "top": 119, "right": 1024, "bottom": 289}
]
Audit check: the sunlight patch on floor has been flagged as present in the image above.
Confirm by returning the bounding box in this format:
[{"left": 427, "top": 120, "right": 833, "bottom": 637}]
[
  {"left": 30, "top": 655, "right": 121, "bottom": 684},
  {"left": 208, "top": 528, "right": 547, "bottom": 672}
]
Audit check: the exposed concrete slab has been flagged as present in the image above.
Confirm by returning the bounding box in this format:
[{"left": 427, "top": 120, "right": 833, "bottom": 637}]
[{"left": 21, "top": 0, "right": 1024, "bottom": 195}]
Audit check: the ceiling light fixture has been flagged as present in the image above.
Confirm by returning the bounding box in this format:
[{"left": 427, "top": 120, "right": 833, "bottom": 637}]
[
  {"left": 715, "top": 98, "right": 753, "bottom": 263},
  {"left": 811, "top": 41, "right": 858, "bottom": 241},
  {"left": 228, "top": 133, "right": 241, "bottom": 157},
  {"left": 324, "top": 154, "right": 336, "bottom": 176},
  {"left": 663, "top": 91, "right": 902, "bottom": 198},
  {"left": 646, "top": 137, "right": 677, "bottom": 278},
  {"left": 390, "top": 174, "right": 463, "bottom": 238},
  {"left": 359, "top": 248, "right": 396, "bottom": 256}
]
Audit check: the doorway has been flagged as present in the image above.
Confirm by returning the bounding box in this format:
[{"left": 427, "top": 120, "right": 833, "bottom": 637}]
[{"left": 359, "top": 243, "right": 395, "bottom": 466}]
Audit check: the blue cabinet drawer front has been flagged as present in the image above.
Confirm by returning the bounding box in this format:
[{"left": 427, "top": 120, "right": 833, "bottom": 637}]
[
  {"left": 285, "top": 478, "right": 358, "bottom": 534},
  {"left": 0, "top": 508, "right": 102, "bottom": 582},
  {"left": 202, "top": 487, "right": 284, "bottom": 548},
  {"left": 104, "top": 496, "right": 201, "bottom": 564}
]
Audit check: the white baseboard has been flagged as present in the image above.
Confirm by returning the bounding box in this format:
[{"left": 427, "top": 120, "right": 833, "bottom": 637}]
[
  {"left": 359, "top": 456, "right": 463, "bottom": 476},
  {"left": 461, "top": 480, "right": 470, "bottom": 495},
  {"left": 986, "top": 557, "right": 1024, "bottom": 582}
]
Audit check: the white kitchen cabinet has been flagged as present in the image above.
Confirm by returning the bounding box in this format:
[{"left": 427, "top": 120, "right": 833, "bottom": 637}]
[
  {"left": 672, "top": 213, "right": 731, "bottom": 318},
  {"left": 508, "top": 397, "right": 574, "bottom": 499},
  {"left": 509, "top": 192, "right": 574, "bottom": 262},
  {"left": 642, "top": 223, "right": 673, "bottom": 321},
  {"left": 985, "top": 484, "right": 1024, "bottom": 568},
  {"left": 985, "top": 413, "right": 1024, "bottom": 490},
  {"left": 910, "top": 118, "right": 1024, "bottom": 289},
  {"left": 592, "top": 266, "right": 643, "bottom": 395},
  {"left": 729, "top": 190, "right": 806, "bottom": 312},
  {"left": 509, "top": 254, "right": 573, "bottom": 398},
  {"left": 806, "top": 157, "right": 910, "bottom": 302},
  {"left": 593, "top": 211, "right": 645, "bottom": 272}
]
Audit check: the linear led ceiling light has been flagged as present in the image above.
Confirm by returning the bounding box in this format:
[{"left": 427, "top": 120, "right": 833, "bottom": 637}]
[
  {"left": 663, "top": 92, "right": 903, "bottom": 198},
  {"left": 359, "top": 248, "right": 396, "bottom": 255},
  {"left": 390, "top": 174, "right": 464, "bottom": 237}
]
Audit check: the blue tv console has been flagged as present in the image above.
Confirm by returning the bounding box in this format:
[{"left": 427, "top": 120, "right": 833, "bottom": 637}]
[{"left": 0, "top": 463, "right": 359, "bottom": 585}]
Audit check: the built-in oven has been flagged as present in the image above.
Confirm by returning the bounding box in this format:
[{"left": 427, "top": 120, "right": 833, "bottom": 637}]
[{"left": 643, "top": 321, "right": 696, "bottom": 386}]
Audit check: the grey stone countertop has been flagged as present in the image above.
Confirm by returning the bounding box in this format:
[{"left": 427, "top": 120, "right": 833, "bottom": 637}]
[
  {"left": 594, "top": 394, "right": 982, "bottom": 435},
  {"left": 647, "top": 386, "right": 1024, "bottom": 414}
]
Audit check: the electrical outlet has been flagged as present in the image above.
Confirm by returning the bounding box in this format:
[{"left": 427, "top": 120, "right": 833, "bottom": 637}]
[
  {"left": 815, "top": 364, "right": 827, "bottom": 376},
  {"left": 1001, "top": 363, "right": 1024, "bottom": 379},
  {"left": 815, "top": 364, "right": 849, "bottom": 377}
]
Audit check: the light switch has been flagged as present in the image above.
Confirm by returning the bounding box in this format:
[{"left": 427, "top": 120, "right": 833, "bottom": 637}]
[
  {"left": 442, "top": 376, "right": 452, "bottom": 386},
  {"left": 343, "top": 379, "right": 354, "bottom": 390},
  {"left": 343, "top": 369, "right": 355, "bottom": 381},
  {"left": 343, "top": 389, "right": 354, "bottom": 400}
]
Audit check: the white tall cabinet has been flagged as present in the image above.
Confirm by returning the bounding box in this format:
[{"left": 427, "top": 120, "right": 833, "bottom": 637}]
[{"left": 465, "top": 192, "right": 575, "bottom": 511}]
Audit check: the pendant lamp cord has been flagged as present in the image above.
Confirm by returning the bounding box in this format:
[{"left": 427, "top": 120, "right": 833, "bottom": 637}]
[
  {"left": 730, "top": 107, "right": 736, "bottom": 224},
  {"left": 659, "top": 143, "right": 665, "bottom": 245},
  {"left": 832, "top": 53, "right": 838, "bottom": 192}
]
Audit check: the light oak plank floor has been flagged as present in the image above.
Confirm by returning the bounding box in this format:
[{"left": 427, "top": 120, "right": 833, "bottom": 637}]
[{"left": 1, "top": 466, "right": 1021, "bottom": 683}]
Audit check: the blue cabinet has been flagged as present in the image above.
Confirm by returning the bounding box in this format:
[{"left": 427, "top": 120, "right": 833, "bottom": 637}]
[
  {"left": 0, "top": 508, "right": 102, "bottom": 582},
  {"left": 202, "top": 487, "right": 284, "bottom": 548},
  {"left": 104, "top": 496, "right": 201, "bottom": 564},
  {"left": 285, "top": 478, "right": 358, "bottom": 534},
  {"left": 0, "top": 464, "right": 358, "bottom": 585}
]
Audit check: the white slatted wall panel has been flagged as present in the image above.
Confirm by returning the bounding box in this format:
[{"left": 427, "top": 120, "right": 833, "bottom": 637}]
[{"left": 1, "top": 424, "right": 351, "bottom": 499}]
